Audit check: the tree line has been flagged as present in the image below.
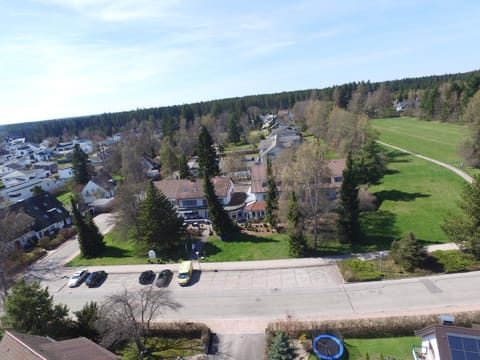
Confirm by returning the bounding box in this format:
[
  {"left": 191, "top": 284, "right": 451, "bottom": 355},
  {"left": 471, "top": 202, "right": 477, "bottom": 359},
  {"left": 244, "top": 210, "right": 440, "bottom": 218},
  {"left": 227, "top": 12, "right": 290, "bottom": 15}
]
[{"left": 3, "top": 69, "right": 480, "bottom": 143}]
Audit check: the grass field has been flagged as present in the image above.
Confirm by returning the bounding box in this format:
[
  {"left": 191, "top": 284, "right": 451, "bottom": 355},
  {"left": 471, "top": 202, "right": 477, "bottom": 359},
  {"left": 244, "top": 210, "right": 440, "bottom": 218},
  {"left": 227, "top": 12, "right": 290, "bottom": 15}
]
[
  {"left": 370, "top": 117, "right": 477, "bottom": 176},
  {"left": 344, "top": 336, "right": 420, "bottom": 360},
  {"left": 361, "top": 149, "right": 464, "bottom": 246},
  {"left": 202, "top": 232, "right": 290, "bottom": 262},
  {"left": 66, "top": 232, "right": 148, "bottom": 266}
]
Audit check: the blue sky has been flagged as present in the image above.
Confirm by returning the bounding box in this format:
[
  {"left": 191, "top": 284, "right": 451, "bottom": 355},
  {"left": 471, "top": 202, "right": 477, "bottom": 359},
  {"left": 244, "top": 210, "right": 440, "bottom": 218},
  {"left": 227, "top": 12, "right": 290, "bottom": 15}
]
[{"left": 1, "top": 0, "right": 479, "bottom": 125}]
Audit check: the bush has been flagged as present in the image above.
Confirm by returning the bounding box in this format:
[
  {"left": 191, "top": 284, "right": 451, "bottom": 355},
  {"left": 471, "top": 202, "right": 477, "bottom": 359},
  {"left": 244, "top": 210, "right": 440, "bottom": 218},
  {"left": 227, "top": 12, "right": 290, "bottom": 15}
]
[
  {"left": 266, "top": 311, "right": 480, "bottom": 343},
  {"left": 38, "top": 237, "right": 51, "bottom": 249},
  {"left": 338, "top": 258, "right": 383, "bottom": 282},
  {"left": 431, "top": 250, "right": 474, "bottom": 273}
]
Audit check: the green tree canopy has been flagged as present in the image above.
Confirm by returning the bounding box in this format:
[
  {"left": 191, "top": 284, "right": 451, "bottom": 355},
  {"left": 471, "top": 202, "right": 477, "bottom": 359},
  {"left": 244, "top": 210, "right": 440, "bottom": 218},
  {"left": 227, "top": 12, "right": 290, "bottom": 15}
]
[
  {"left": 197, "top": 125, "right": 219, "bottom": 177},
  {"left": 1, "top": 279, "right": 69, "bottom": 337},
  {"left": 390, "top": 232, "right": 426, "bottom": 271},
  {"left": 203, "top": 173, "right": 235, "bottom": 237},
  {"left": 178, "top": 153, "right": 189, "bottom": 179},
  {"left": 268, "top": 331, "right": 297, "bottom": 360},
  {"left": 287, "top": 191, "right": 307, "bottom": 258},
  {"left": 72, "top": 144, "right": 90, "bottom": 185},
  {"left": 443, "top": 173, "right": 480, "bottom": 257},
  {"left": 138, "top": 180, "right": 184, "bottom": 254},
  {"left": 70, "top": 197, "right": 105, "bottom": 258},
  {"left": 337, "top": 152, "right": 360, "bottom": 243},
  {"left": 265, "top": 157, "right": 279, "bottom": 228}
]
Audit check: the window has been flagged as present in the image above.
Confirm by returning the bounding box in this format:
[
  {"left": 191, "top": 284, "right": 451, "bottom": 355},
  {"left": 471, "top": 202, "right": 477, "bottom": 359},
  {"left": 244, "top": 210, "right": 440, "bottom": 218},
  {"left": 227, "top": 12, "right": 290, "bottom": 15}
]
[{"left": 182, "top": 199, "right": 197, "bottom": 207}]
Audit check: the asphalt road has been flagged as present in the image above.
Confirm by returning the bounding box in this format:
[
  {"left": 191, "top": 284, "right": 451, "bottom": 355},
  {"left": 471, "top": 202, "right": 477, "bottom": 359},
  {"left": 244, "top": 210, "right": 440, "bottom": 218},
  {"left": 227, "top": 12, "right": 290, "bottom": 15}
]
[{"left": 47, "top": 264, "right": 480, "bottom": 334}]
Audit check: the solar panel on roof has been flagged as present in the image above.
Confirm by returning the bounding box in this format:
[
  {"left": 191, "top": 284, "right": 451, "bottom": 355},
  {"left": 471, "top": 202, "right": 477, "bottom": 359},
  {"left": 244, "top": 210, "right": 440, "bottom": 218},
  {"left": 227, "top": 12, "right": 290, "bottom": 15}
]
[{"left": 448, "top": 335, "right": 480, "bottom": 360}]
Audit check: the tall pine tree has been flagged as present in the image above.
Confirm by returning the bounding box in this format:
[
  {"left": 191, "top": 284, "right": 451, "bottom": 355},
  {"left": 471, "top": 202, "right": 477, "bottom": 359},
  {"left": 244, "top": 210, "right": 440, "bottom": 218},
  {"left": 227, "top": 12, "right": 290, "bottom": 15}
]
[
  {"left": 197, "top": 126, "right": 219, "bottom": 177},
  {"left": 203, "top": 173, "right": 235, "bottom": 238},
  {"left": 70, "top": 197, "right": 104, "bottom": 258},
  {"left": 138, "top": 181, "right": 184, "bottom": 254},
  {"left": 178, "top": 154, "right": 189, "bottom": 179},
  {"left": 287, "top": 191, "right": 307, "bottom": 257},
  {"left": 337, "top": 152, "right": 360, "bottom": 243},
  {"left": 265, "top": 157, "right": 279, "bottom": 228},
  {"left": 72, "top": 144, "right": 90, "bottom": 185}
]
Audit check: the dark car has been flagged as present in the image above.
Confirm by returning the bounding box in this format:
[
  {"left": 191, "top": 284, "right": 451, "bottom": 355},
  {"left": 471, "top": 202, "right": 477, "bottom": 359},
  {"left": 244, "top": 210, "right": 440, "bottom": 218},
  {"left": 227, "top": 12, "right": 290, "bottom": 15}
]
[
  {"left": 139, "top": 270, "right": 156, "bottom": 285},
  {"left": 155, "top": 269, "right": 173, "bottom": 287},
  {"left": 85, "top": 270, "right": 107, "bottom": 287}
]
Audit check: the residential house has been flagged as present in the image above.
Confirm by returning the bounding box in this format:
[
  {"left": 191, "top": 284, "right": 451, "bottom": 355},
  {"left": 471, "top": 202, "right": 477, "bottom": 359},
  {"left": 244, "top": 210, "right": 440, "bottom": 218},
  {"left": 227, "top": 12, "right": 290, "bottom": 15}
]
[
  {"left": 154, "top": 176, "right": 234, "bottom": 219},
  {"left": 187, "top": 156, "right": 201, "bottom": 178},
  {"left": 258, "top": 125, "right": 302, "bottom": 162},
  {"left": 76, "top": 172, "right": 117, "bottom": 207},
  {"left": 4, "top": 192, "right": 72, "bottom": 248},
  {"left": 142, "top": 153, "right": 161, "bottom": 179},
  {"left": 58, "top": 165, "right": 74, "bottom": 180},
  {"left": 0, "top": 330, "right": 119, "bottom": 360},
  {"left": 32, "top": 161, "right": 58, "bottom": 176},
  {"left": 245, "top": 159, "right": 346, "bottom": 220},
  {"left": 0, "top": 168, "right": 66, "bottom": 205},
  {"left": 56, "top": 141, "right": 75, "bottom": 154},
  {"left": 413, "top": 319, "right": 480, "bottom": 360}
]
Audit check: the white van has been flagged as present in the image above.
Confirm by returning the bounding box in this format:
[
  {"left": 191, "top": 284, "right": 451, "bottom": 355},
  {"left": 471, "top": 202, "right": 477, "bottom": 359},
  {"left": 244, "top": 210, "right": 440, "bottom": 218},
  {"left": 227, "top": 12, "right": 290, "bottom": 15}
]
[{"left": 177, "top": 261, "right": 193, "bottom": 286}]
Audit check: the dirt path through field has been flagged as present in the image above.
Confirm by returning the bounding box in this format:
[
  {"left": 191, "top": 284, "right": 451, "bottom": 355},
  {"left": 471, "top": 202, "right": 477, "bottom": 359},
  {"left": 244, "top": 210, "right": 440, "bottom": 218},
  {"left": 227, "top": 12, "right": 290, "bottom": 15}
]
[{"left": 377, "top": 140, "right": 474, "bottom": 184}]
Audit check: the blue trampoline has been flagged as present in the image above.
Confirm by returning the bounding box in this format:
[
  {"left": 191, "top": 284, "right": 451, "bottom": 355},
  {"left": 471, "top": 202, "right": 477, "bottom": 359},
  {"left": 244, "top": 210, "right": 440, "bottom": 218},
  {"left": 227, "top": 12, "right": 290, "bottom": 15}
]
[{"left": 312, "top": 334, "right": 344, "bottom": 360}]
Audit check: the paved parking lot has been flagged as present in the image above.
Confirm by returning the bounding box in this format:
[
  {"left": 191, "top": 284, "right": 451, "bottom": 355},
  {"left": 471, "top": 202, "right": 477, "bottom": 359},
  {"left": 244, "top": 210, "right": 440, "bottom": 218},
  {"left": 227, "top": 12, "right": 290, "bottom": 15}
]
[{"left": 54, "top": 264, "right": 344, "bottom": 294}]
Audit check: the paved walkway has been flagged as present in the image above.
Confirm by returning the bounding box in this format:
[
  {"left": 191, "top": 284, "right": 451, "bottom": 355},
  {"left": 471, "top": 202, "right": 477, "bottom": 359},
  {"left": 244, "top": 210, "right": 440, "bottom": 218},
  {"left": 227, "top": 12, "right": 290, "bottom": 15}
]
[{"left": 377, "top": 140, "right": 474, "bottom": 184}]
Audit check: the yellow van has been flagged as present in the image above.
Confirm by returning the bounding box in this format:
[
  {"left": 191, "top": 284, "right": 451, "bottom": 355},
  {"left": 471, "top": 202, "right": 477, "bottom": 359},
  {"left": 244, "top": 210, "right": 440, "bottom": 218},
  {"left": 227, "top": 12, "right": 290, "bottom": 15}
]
[{"left": 177, "top": 261, "right": 193, "bottom": 286}]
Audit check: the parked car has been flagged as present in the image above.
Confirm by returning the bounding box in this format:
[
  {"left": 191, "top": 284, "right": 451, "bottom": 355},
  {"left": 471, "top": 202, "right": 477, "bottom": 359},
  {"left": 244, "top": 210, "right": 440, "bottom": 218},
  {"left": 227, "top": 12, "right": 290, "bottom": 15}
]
[
  {"left": 139, "top": 270, "right": 155, "bottom": 285},
  {"left": 68, "top": 268, "right": 89, "bottom": 288},
  {"left": 86, "top": 270, "right": 107, "bottom": 287},
  {"left": 156, "top": 269, "right": 173, "bottom": 287}
]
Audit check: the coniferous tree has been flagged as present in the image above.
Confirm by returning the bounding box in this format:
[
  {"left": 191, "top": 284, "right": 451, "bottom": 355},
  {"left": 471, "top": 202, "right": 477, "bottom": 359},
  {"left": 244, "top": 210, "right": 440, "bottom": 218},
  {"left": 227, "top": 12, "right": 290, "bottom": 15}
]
[
  {"left": 85, "top": 211, "right": 105, "bottom": 255},
  {"left": 203, "top": 173, "right": 235, "bottom": 238},
  {"left": 268, "top": 331, "right": 297, "bottom": 360},
  {"left": 442, "top": 173, "right": 480, "bottom": 258},
  {"left": 287, "top": 191, "right": 307, "bottom": 257},
  {"left": 1, "top": 279, "right": 69, "bottom": 337},
  {"left": 390, "top": 232, "right": 426, "bottom": 271},
  {"left": 72, "top": 144, "right": 90, "bottom": 185},
  {"left": 227, "top": 112, "right": 242, "bottom": 143},
  {"left": 265, "top": 157, "right": 279, "bottom": 228},
  {"left": 356, "top": 137, "right": 386, "bottom": 185},
  {"left": 70, "top": 197, "right": 105, "bottom": 258},
  {"left": 197, "top": 125, "right": 219, "bottom": 177},
  {"left": 337, "top": 152, "right": 360, "bottom": 243},
  {"left": 178, "top": 154, "right": 189, "bottom": 179},
  {"left": 138, "top": 180, "right": 184, "bottom": 253}
]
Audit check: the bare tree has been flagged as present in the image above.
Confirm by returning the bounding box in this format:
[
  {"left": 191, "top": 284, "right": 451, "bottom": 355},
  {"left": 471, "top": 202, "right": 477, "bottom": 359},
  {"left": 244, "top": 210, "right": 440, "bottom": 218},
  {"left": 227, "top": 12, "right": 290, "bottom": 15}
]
[
  {"left": 0, "top": 209, "right": 34, "bottom": 300},
  {"left": 96, "top": 287, "right": 181, "bottom": 353},
  {"left": 281, "top": 141, "right": 331, "bottom": 248}
]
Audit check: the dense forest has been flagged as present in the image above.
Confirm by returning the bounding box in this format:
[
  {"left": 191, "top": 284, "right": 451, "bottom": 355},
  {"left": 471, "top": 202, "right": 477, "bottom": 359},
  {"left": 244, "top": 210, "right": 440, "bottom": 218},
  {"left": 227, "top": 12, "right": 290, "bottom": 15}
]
[{"left": 2, "top": 69, "right": 480, "bottom": 143}]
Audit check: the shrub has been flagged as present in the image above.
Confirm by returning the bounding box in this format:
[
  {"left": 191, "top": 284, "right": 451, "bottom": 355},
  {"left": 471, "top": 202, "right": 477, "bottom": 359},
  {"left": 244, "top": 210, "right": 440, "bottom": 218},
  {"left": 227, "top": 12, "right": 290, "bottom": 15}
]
[
  {"left": 338, "top": 258, "right": 383, "bottom": 282},
  {"left": 38, "top": 237, "right": 51, "bottom": 249},
  {"left": 431, "top": 250, "right": 474, "bottom": 273},
  {"left": 389, "top": 232, "right": 426, "bottom": 271}
]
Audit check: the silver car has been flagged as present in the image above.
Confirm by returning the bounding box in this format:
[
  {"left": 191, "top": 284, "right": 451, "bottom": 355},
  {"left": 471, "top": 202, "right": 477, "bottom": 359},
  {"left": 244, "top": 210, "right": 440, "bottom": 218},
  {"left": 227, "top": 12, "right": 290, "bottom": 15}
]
[{"left": 68, "top": 268, "right": 89, "bottom": 287}]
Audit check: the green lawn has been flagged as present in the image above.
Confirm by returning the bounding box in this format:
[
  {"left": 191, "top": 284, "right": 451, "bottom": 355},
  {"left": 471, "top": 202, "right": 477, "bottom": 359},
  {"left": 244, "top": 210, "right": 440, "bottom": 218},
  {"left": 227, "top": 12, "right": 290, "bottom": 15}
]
[
  {"left": 371, "top": 117, "right": 477, "bottom": 176},
  {"left": 344, "top": 336, "right": 421, "bottom": 360},
  {"left": 202, "top": 232, "right": 290, "bottom": 262},
  {"left": 66, "top": 232, "right": 148, "bottom": 266},
  {"left": 361, "top": 149, "right": 464, "bottom": 246},
  {"left": 56, "top": 191, "right": 72, "bottom": 208}
]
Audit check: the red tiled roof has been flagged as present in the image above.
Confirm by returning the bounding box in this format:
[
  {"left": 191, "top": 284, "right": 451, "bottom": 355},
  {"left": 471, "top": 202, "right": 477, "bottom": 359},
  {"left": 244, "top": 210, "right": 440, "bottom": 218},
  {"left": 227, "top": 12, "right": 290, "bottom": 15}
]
[
  {"left": 250, "top": 163, "right": 267, "bottom": 193},
  {"left": 154, "top": 177, "right": 232, "bottom": 200},
  {"left": 245, "top": 201, "right": 266, "bottom": 211},
  {"left": 327, "top": 159, "right": 346, "bottom": 178}
]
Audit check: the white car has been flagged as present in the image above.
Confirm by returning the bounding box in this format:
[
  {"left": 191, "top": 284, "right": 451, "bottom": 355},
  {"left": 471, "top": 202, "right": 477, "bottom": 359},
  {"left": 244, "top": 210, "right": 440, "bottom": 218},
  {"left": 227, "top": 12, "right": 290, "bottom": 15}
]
[{"left": 68, "top": 269, "right": 89, "bottom": 288}]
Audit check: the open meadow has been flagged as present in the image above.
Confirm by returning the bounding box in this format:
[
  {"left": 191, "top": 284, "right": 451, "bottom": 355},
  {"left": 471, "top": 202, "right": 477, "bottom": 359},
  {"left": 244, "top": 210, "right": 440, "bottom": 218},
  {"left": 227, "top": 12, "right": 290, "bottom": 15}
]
[{"left": 370, "top": 117, "right": 477, "bottom": 176}]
